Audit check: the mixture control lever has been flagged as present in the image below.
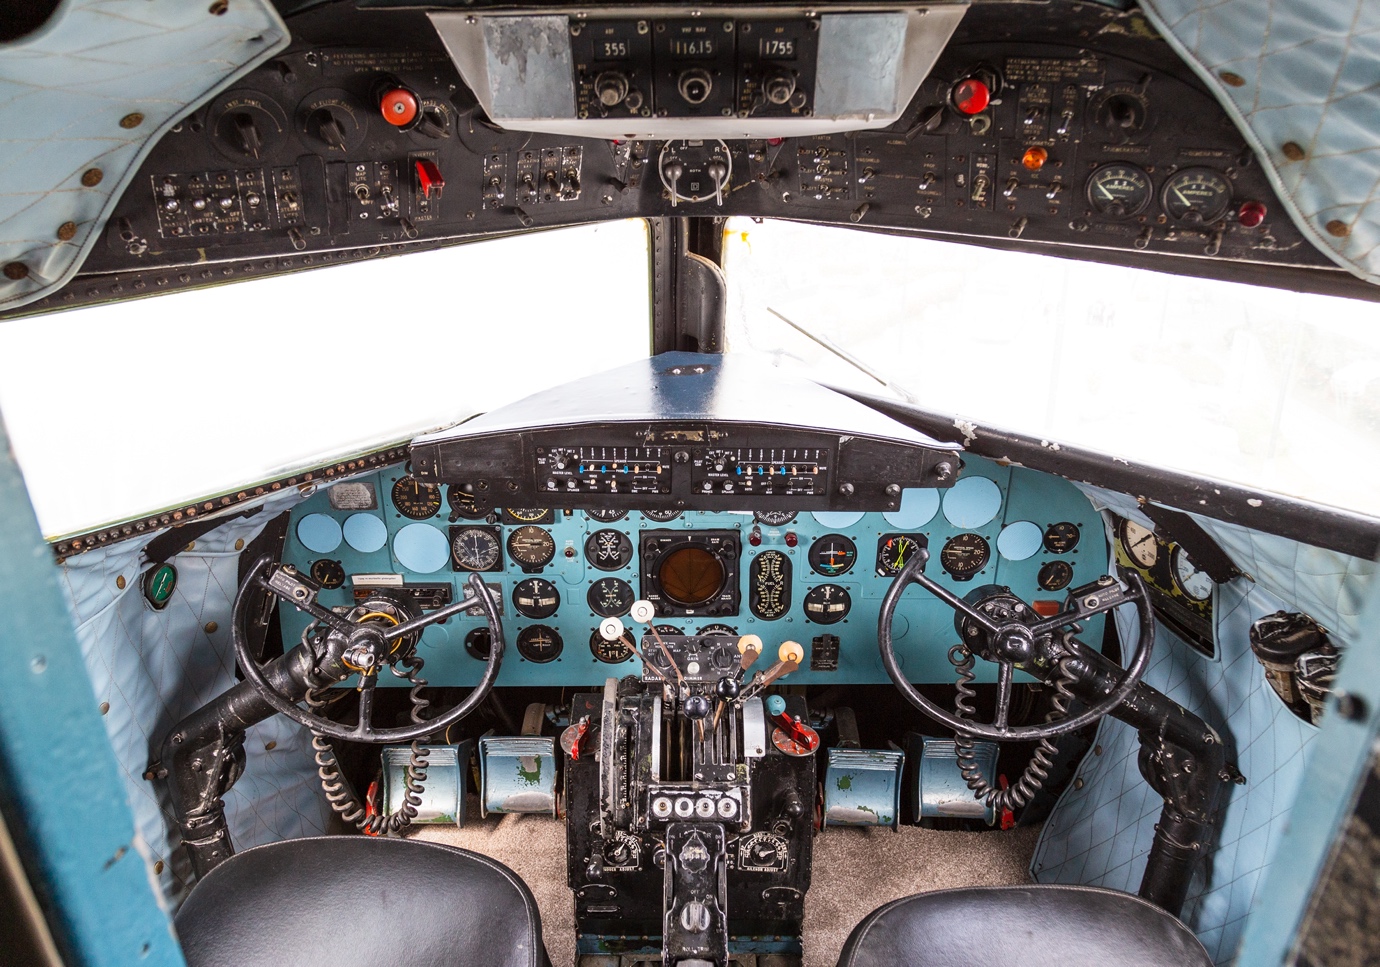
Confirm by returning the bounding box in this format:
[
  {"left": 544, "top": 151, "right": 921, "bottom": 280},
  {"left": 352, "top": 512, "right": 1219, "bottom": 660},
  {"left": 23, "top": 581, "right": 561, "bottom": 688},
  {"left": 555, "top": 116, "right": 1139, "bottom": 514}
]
[{"left": 739, "top": 641, "right": 803, "bottom": 703}]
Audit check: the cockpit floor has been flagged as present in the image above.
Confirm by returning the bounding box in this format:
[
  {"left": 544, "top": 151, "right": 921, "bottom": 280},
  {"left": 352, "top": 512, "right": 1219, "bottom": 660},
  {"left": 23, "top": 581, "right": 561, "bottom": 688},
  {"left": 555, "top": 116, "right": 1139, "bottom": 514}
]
[{"left": 410, "top": 802, "right": 1039, "bottom": 966}]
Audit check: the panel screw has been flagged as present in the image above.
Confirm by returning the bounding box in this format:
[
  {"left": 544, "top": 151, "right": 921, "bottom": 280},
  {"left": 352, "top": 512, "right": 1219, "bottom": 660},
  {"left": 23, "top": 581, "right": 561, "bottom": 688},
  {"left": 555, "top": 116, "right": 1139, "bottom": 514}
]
[
  {"left": 119, "top": 112, "right": 145, "bottom": 129},
  {"left": 1218, "top": 71, "right": 1246, "bottom": 87},
  {"left": 2, "top": 262, "right": 28, "bottom": 280},
  {"left": 57, "top": 221, "right": 77, "bottom": 241},
  {"left": 81, "top": 168, "right": 104, "bottom": 187},
  {"left": 1281, "top": 141, "right": 1305, "bottom": 161},
  {"left": 1325, "top": 219, "right": 1351, "bottom": 238}
]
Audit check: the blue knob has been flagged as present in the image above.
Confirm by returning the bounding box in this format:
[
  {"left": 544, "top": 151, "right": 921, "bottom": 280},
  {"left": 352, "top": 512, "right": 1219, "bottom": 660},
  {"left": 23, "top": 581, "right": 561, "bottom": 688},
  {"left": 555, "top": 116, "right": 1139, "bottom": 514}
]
[{"left": 765, "top": 695, "right": 787, "bottom": 717}]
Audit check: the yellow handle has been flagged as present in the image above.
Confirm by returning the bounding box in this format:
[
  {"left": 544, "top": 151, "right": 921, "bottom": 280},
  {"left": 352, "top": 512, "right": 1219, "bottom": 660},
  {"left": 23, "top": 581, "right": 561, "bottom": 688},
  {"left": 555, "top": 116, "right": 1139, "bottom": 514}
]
[{"left": 778, "top": 640, "right": 804, "bottom": 664}]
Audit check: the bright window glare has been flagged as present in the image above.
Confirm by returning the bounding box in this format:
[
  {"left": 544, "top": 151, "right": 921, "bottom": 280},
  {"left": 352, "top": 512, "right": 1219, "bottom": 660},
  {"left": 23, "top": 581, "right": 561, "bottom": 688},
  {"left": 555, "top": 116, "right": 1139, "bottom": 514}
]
[
  {"left": 0, "top": 221, "right": 650, "bottom": 537},
  {"left": 723, "top": 218, "right": 1380, "bottom": 517}
]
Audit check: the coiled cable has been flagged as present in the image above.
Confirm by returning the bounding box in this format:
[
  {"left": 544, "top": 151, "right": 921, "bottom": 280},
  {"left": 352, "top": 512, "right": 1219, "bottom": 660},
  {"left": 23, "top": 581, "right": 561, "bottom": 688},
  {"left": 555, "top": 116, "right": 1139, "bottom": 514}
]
[{"left": 948, "top": 640, "right": 1080, "bottom": 814}]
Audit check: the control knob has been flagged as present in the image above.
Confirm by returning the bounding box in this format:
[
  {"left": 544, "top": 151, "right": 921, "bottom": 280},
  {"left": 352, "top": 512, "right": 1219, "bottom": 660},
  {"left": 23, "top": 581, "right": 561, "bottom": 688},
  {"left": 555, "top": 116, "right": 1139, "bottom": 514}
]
[
  {"left": 309, "top": 108, "right": 349, "bottom": 150},
  {"left": 595, "top": 71, "right": 630, "bottom": 107},
  {"left": 677, "top": 68, "right": 713, "bottom": 106},
  {"left": 762, "top": 71, "right": 796, "bottom": 106}
]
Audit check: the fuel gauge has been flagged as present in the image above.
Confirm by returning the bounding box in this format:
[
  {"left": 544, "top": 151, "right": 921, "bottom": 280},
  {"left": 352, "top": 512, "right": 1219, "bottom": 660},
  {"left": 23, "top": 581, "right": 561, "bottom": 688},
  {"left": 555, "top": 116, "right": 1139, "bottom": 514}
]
[{"left": 1086, "top": 163, "right": 1151, "bottom": 217}]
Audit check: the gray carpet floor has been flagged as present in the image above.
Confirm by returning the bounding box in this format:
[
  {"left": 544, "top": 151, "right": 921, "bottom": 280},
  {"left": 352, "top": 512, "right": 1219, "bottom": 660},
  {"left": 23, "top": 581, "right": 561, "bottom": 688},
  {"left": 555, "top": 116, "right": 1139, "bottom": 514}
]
[{"left": 412, "top": 802, "right": 1039, "bottom": 967}]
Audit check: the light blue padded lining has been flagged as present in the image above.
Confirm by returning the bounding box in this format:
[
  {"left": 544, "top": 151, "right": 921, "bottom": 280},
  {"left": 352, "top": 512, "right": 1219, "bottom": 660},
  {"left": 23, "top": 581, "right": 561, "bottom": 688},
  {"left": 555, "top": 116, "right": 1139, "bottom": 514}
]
[
  {"left": 1140, "top": 0, "right": 1380, "bottom": 284},
  {"left": 0, "top": 0, "right": 289, "bottom": 310},
  {"left": 56, "top": 490, "right": 330, "bottom": 906},
  {"left": 1031, "top": 484, "right": 1374, "bottom": 963}
]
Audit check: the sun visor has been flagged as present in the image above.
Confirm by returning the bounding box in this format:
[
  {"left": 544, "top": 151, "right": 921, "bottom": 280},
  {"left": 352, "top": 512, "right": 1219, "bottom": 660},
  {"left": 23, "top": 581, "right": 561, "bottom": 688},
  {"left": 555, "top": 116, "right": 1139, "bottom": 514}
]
[
  {"left": 1141, "top": 0, "right": 1380, "bottom": 285},
  {"left": 0, "top": 0, "right": 290, "bottom": 311}
]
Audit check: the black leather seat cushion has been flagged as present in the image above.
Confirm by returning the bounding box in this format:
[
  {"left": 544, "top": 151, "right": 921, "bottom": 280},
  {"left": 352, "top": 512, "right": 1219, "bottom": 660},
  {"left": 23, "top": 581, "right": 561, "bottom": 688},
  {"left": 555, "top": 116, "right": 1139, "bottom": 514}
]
[
  {"left": 837, "top": 884, "right": 1212, "bottom": 967},
  {"left": 175, "top": 836, "right": 550, "bottom": 967}
]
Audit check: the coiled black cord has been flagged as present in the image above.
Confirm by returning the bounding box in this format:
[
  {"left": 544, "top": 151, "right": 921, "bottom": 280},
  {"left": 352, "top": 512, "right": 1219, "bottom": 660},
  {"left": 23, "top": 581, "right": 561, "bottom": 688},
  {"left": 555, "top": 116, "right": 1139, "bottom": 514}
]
[
  {"left": 949, "top": 641, "right": 1080, "bottom": 814},
  {"left": 307, "top": 641, "right": 434, "bottom": 834}
]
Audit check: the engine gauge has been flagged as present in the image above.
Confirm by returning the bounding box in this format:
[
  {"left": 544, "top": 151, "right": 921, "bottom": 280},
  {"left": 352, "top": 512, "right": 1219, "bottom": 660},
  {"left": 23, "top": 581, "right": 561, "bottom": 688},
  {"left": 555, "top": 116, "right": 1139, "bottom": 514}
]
[
  {"left": 876, "top": 534, "right": 925, "bottom": 576},
  {"left": 749, "top": 550, "right": 791, "bottom": 620},
  {"left": 516, "top": 625, "right": 563, "bottom": 663},
  {"left": 753, "top": 510, "right": 798, "bottom": 526},
  {"left": 1119, "top": 520, "right": 1159, "bottom": 568},
  {"left": 588, "top": 577, "right": 635, "bottom": 617},
  {"left": 1086, "top": 163, "right": 1152, "bottom": 217},
  {"left": 586, "top": 529, "right": 635, "bottom": 571},
  {"left": 655, "top": 624, "right": 684, "bottom": 635},
  {"left": 1162, "top": 168, "right": 1232, "bottom": 223},
  {"left": 512, "top": 578, "right": 560, "bottom": 619},
  {"left": 809, "top": 534, "right": 857, "bottom": 577},
  {"left": 1043, "top": 522, "right": 1081, "bottom": 554},
  {"left": 451, "top": 526, "right": 503, "bottom": 572},
  {"left": 391, "top": 476, "right": 441, "bottom": 520},
  {"left": 697, "top": 623, "right": 738, "bottom": 637},
  {"left": 940, "top": 533, "right": 990, "bottom": 580},
  {"left": 1038, "top": 560, "right": 1074, "bottom": 591},
  {"left": 507, "top": 526, "right": 555, "bottom": 571},
  {"left": 310, "top": 559, "right": 346, "bottom": 589},
  {"left": 642, "top": 510, "right": 683, "bottom": 523},
  {"left": 447, "top": 487, "right": 490, "bottom": 521},
  {"left": 1172, "top": 546, "right": 1214, "bottom": 602},
  {"left": 803, "top": 584, "right": 851, "bottom": 624},
  {"left": 585, "top": 509, "right": 629, "bottom": 523},
  {"left": 590, "top": 628, "right": 634, "bottom": 664},
  {"left": 503, "top": 507, "right": 553, "bottom": 524}
]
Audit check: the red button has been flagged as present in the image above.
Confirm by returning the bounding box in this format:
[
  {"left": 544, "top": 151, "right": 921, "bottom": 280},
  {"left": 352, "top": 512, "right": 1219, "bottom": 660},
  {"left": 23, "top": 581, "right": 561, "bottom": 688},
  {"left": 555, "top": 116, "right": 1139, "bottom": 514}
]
[
  {"left": 749, "top": 526, "right": 762, "bottom": 547},
  {"left": 1238, "top": 200, "right": 1267, "bottom": 228},
  {"left": 415, "top": 159, "right": 444, "bottom": 198},
  {"left": 380, "top": 88, "right": 419, "bottom": 127},
  {"left": 784, "top": 531, "right": 798, "bottom": 548},
  {"left": 952, "top": 78, "right": 990, "bottom": 115}
]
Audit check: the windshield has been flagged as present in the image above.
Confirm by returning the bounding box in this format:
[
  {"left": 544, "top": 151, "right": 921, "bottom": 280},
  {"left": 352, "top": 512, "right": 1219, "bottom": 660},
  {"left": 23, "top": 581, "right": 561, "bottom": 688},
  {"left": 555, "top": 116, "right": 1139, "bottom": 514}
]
[
  {"left": 722, "top": 218, "right": 1380, "bottom": 518},
  {"left": 0, "top": 220, "right": 651, "bottom": 537}
]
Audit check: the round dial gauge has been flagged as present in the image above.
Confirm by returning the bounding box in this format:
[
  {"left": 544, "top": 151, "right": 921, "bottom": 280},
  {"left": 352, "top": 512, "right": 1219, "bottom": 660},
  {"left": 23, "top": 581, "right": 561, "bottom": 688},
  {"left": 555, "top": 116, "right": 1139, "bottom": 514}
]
[
  {"left": 1119, "top": 520, "right": 1159, "bottom": 568},
  {"left": 642, "top": 509, "right": 683, "bottom": 522},
  {"left": 1172, "top": 546, "right": 1214, "bottom": 602},
  {"left": 588, "top": 577, "right": 635, "bottom": 617},
  {"left": 586, "top": 529, "right": 634, "bottom": 571},
  {"left": 940, "top": 533, "right": 990, "bottom": 580},
  {"left": 447, "top": 487, "right": 489, "bottom": 521},
  {"left": 452, "top": 527, "right": 501, "bottom": 571},
  {"left": 507, "top": 526, "right": 555, "bottom": 570},
  {"left": 809, "top": 534, "right": 857, "bottom": 577},
  {"left": 391, "top": 476, "right": 441, "bottom": 520},
  {"left": 512, "top": 578, "right": 560, "bottom": 619},
  {"left": 310, "top": 559, "right": 345, "bottom": 589},
  {"left": 1038, "top": 560, "right": 1074, "bottom": 591},
  {"left": 876, "top": 534, "right": 924, "bottom": 576},
  {"left": 1086, "top": 163, "right": 1152, "bottom": 217},
  {"left": 803, "top": 584, "right": 851, "bottom": 624},
  {"left": 658, "top": 546, "right": 725, "bottom": 608},
  {"left": 505, "top": 507, "right": 550, "bottom": 523},
  {"left": 590, "top": 628, "right": 634, "bottom": 664},
  {"left": 516, "top": 625, "right": 563, "bottom": 663},
  {"left": 697, "top": 623, "right": 738, "bottom": 637},
  {"left": 738, "top": 831, "right": 790, "bottom": 872},
  {"left": 1043, "top": 522, "right": 1081, "bottom": 554},
  {"left": 585, "top": 509, "right": 628, "bottom": 523},
  {"left": 464, "top": 627, "right": 493, "bottom": 661},
  {"left": 753, "top": 510, "right": 798, "bottom": 526},
  {"left": 1162, "top": 168, "right": 1231, "bottom": 223}
]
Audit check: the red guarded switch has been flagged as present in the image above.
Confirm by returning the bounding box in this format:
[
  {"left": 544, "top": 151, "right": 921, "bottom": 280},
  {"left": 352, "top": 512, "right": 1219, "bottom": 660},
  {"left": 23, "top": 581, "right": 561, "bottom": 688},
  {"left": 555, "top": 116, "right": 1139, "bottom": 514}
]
[{"left": 415, "top": 159, "right": 444, "bottom": 199}]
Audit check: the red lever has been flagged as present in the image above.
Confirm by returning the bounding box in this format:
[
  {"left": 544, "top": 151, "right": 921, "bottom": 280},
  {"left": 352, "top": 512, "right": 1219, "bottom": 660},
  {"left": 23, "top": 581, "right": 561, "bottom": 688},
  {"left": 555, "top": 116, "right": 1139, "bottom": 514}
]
[
  {"left": 415, "top": 159, "right": 444, "bottom": 199},
  {"left": 560, "top": 715, "right": 591, "bottom": 760},
  {"left": 770, "top": 709, "right": 820, "bottom": 754}
]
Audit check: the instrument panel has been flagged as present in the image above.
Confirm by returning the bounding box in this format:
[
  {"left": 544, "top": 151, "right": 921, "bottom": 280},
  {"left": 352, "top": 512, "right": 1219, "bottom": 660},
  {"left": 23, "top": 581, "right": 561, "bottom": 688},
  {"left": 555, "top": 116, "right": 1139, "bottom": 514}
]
[
  {"left": 278, "top": 454, "right": 1107, "bottom": 687},
  {"left": 8, "top": 0, "right": 1337, "bottom": 317}
]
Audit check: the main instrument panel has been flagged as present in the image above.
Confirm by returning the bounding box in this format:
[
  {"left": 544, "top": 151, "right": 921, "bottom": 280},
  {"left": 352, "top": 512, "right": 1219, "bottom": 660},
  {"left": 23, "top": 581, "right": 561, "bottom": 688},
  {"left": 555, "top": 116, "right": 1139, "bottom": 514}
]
[
  {"left": 278, "top": 454, "right": 1107, "bottom": 687},
  {"left": 8, "top": 0, "right": 1335, "bottom": 316}
]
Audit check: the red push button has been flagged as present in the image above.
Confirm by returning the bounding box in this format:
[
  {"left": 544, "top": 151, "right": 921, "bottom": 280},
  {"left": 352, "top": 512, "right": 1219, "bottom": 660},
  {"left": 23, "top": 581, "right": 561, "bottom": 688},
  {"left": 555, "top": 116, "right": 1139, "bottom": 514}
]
[
  {"left": 1238, "top": 200, "right": 1267, "bottom": 228},
  {"left": 415, "top": 159, "right": 444, "bottom": 198},
  {"left": 952, "top": 78, "right": 990, "bottom": 115},
  {"left": 380, "top": 87, "right": 419, "bottom": 127}
]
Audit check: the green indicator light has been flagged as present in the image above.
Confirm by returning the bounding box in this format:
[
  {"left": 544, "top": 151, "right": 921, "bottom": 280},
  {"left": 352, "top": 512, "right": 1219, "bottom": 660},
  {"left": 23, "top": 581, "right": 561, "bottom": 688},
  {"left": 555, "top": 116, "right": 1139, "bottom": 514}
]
[{"left": 144, "top": 564, "right": 178, "bottom": 610}]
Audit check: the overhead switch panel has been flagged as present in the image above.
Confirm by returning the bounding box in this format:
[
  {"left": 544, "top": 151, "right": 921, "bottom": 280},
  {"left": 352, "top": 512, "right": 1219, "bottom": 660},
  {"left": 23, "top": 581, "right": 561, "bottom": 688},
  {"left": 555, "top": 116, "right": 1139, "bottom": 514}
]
[{"left": 428, "top": 5, "right": 969, "bottom": 140}]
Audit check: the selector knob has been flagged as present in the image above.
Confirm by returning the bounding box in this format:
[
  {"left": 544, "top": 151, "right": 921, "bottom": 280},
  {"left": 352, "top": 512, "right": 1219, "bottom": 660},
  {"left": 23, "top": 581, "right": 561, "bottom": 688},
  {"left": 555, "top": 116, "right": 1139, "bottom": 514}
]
[
  {"left": 231, "top": 113, "right": 262, "bottom": 159},
  {"left": 683, "top": 695, "right": 711, "bottom": 720},
  {"left": 763, "top": 71, "right": 796, "bottom": 106},
  {"left": 310, "top": 108, "right": 349, "bottom": 150},
  {"left": 595, "top": 71, "right": 630, "bottom": 107},
  {"left": 677, "top": 68, "right": 714, "bottom": 106}
]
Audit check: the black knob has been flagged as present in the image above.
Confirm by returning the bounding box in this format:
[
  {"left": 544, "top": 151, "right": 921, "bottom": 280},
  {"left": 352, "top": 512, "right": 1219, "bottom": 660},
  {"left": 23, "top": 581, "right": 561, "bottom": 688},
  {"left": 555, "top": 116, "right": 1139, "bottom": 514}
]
[
  {"left": 677, "top": 68, "right": 713, "bottom": 106},
  {"left": 683, "top": 695, "right": 711, "bottom": 720},
  {"left": 763, "top": 71, "right": 796, "bottom": 106},
  {"left": 231, "top": 113, "right": 262, "bottom": 159},
  {"left": 595, "top": 71, "right": 630, "bottom": 107},
  {"left": 716, "top": 677, "right": 740, "bottom": 700},
  {"left": 311, "top": 109, "right": 348, "bottom": 150}
]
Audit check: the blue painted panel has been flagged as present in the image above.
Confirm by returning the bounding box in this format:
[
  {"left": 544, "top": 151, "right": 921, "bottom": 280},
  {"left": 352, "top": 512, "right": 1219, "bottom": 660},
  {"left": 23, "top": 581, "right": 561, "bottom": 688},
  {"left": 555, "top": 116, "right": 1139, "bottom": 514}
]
[{"left": 279, "top": 456, "right": 1106, "bottom": 687}]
